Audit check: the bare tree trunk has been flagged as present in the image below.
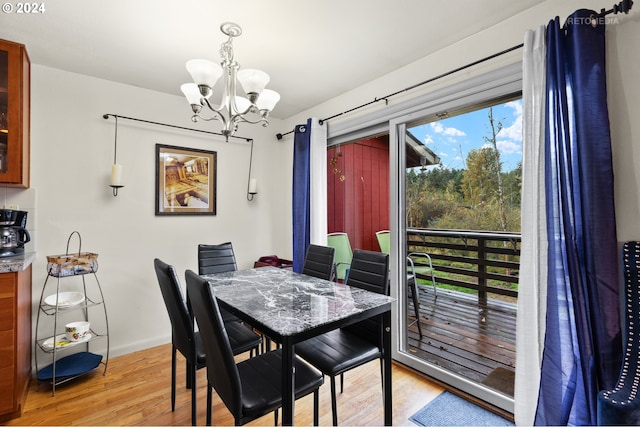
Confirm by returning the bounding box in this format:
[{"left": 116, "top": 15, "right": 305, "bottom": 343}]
[{"left": 485, "top": 107, "right": 508, "bottom": 232}]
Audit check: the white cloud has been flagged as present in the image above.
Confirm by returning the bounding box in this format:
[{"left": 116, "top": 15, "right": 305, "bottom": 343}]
[
  {"left": 497, "top": 140, "right": 521, "bottom": 155},
  {"left": 431, "top": 123, "right": 444, "bottom": 133},
  {"left": 505, "top": 100, "right": 522, "bottom": 116},
  {"left": 498, "top": 116, "right": 522, "bottom": 141},
  {"left": 480, "top": 141, "right": 521, "bottom": 155},
  {"left": 430, "top": 122, "right": 466, "bottom": 137},
  {"left": 424, "top": 135, "right": 434, "bottom": 145},
  {"left": 497, "top": 101, "right": 523, "bottom": 141},
  {"left": 445, "top": 127, "right": 466, "bottom": 137},
  {"left": 438, "top": 152, "right": 449, "bottom": 157}
]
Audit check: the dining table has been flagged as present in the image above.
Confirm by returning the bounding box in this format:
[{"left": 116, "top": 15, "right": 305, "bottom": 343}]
[{"left": 201, "top": 266, "right": 395, "bottom": 426}]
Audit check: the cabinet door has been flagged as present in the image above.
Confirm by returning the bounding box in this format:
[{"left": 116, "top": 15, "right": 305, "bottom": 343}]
[
  {"left": 0, "top": 269, "right": 30, "bottom": 418},
  {"left": 0, "top": 274, "right": 16, "bottom": 414},
  {"left": 0, "top": 39, "right": 30, "bottom": 187}
]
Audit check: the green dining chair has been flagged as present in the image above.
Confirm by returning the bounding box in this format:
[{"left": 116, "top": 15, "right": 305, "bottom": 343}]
[
  {"left": 327, "top": 232, "right": 353, "bottom": 282},
  {"left": 375, "top": 230, "right": 437, "bottom": 295}
]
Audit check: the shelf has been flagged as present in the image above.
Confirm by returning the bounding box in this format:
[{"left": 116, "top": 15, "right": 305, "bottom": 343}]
[
  {"left": 35, "top": 234, "right": 109, "bottom": 395},
  {"left": 36, "top": 329, "right": 105, "bottom": 353},
  {"left": 36, "top": 351, "right": 103, "bottom": 382},
  {"left": 39, "top": 296, "right": 103, "bottom": 316}
]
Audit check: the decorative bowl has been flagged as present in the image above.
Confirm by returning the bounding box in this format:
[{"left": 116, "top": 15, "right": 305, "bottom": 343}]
[{"left": 44, "top": 291, "right": 85, "bottom": 308}]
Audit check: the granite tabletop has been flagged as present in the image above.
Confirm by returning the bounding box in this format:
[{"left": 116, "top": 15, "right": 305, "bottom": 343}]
[
  {"left": 0, "top": 252, "right": 37, "bottom": 273},
  {"left": 202, "top": 266, "right": 395, "bottom": 337}
]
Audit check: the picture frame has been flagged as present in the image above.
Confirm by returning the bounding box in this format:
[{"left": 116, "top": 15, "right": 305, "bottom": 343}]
[{"left": 155, "top": 144, "right": 217, "bottom": 216}]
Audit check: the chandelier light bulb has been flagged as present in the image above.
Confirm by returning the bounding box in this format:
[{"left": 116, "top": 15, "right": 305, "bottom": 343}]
[
  {"left": 237, "top": 68, "right": 270, "bottom": 100},
  {"left": 186, "top": 59, "right": 222, "bottom": 89},
  {"left": 256, "top": 89, "right": 280, "bottom": 113},
  {"left": 181, "top": 83, "right": 203, "bottom": 105},
  {"left": 232, "top": 96, "right": 252, "bottom": 114}
]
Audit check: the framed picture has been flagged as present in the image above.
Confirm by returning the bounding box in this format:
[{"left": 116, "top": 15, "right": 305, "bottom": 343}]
[{"left": 155, "top": 144, "right": 217, "bottom": 215}]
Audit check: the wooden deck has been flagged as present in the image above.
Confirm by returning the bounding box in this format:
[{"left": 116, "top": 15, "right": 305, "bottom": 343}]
[{"left": 406, "top": 286, "right": 517, "bottom": 397}]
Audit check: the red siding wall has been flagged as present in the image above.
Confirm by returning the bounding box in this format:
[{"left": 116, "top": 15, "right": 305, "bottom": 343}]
[{"left": 327, "top": 136, "right": 389, "bottom": 252}]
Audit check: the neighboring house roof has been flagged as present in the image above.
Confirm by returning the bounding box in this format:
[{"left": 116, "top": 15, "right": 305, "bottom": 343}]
[{"left": 406, "top": 132, "right": 440, "bottom": 169}]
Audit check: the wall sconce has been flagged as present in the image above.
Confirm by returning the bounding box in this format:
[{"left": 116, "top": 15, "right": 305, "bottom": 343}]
[
  {"left": 247, "top": 139, "right": 256, "bottom": 201},
  {"left": 248, "top": 178, "right": 257, "bottom": 201},
  {"left": 108, "top": 115, "right": 124, "bottom": 196}
]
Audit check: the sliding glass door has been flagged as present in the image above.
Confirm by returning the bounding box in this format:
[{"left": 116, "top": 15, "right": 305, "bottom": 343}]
[
  {"left": 326, "top": 62, "right": 522, "bottom": 413},
  {"left": 389, "top": 94, "right": 521, "bottom": 413}
]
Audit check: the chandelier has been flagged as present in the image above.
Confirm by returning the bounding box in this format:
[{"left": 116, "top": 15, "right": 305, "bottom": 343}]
[{"left": 181, "top": 22, "right": 280, "bottom": 141}]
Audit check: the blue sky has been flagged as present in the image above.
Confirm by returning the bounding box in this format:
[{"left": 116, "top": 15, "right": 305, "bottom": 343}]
[{"left": 408, "top": 99, "right": 523, "bottom": 172}]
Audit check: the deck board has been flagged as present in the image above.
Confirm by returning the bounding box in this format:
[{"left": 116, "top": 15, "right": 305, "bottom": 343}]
[{"left": 406, "top": 286, "right": 517, "bottom": 395}]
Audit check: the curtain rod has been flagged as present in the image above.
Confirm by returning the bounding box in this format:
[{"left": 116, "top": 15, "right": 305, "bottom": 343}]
[
  {"left": 275, "top": 43, "right": 524, "bottom": 141},
  {"left": 276, "top": 0, "right": 634, "bottom": 141},
  {"left": 102, "top": 113, "right": 253, "bottom": 143},
  {"left": 598, "top": 0, "right": 633, "bottom": 16}
]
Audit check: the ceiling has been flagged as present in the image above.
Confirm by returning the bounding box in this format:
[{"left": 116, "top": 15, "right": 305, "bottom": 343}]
[{"left": 0, "top": 0, "right": 545, "bottom": 119}]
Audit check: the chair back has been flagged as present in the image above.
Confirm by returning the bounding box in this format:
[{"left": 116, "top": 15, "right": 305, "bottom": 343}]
[
  {"left": 302, "top": 244, "right": 335, "bottom": 280},
  {"left": 198, "top": 242, "right": 237, "bottom": 275},
  {"left": 347, "top": 249, "right": 390, "bottom": 295},
  {"left": 375, "top": 230, "right": 391, "bottom": 254},
  {"left": 154, "top": 258, "right": 197, "bottom": 361},
  {"left": 343, "top": 250, "right": 389, "bottom": 343},
  {"left": 185, "top": 269, "right": 243, "bottom": 419},
  {"left": 327, "top": 232, "right": 353, "bottom": 281}
]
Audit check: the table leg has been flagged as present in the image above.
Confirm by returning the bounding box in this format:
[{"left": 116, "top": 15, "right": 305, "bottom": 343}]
[
  {"left": 383, "top": 310, "right": 392, "bottom": 426},
  {"left": 281, "top": 337, "right": 295, "bottom": 426}
]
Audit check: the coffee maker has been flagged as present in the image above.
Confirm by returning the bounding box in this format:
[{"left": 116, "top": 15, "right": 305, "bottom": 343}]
[{"left": 0, "top": 209, "right": 30, "bottom": 257}]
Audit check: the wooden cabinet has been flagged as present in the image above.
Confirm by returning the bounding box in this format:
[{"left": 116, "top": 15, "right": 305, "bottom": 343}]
[
  {"left": 0, "top": 266, "right": 32, "bottom": 420},
  {"left": 0, "top": 39, "right": 30, "bottom": 187}
]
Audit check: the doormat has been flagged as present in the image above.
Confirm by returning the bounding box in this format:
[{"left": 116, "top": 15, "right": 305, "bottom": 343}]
[
  {"left": 481, "top": 367, "right": 515, "bottom": 396},
  {"left": 409, "top": 391, "right": 514, "bottom": 426}
]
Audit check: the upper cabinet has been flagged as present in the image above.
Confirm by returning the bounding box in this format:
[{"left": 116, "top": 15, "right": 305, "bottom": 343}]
[{"left": 0, "top": 39, "right": 29, "bottom": 188}]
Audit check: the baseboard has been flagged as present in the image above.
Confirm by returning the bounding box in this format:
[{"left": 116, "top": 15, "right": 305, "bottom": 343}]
[{"left": 107, "top": 335, "right": 170, "bottom": 358}]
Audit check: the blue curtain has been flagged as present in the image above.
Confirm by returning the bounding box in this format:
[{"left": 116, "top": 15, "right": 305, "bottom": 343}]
[
  {"left": 535, "top": 10, "right": 621, "bottom": 426},
  {"left": 292, "top": 119, "right": 312, "bottom": 272}
]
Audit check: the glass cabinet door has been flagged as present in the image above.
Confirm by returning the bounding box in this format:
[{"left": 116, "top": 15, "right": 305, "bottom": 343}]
[
  {"left": 0, "top": 39, "right": 29, "bottom": 187},
  {"left": 0, "top": 48, "right": 8, "bottom": 173}
]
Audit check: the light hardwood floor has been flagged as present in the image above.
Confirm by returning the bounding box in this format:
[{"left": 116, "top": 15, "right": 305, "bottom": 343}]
[{"left": 6, "top": 343, "right": 444, "bottom": 426}]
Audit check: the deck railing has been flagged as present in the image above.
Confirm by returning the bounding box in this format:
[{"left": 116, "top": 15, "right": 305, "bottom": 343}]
[{"left": 406, "top": 228, "right": 521, "bottom": 304}]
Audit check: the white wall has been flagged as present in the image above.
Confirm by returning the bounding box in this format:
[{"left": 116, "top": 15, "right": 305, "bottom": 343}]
[
  {"left": 4, "top": 0, "right": 640, "bottom": 360},
  {"left": 10, "top": 65, "right": 288, "bottom": 357},
  {"left": 606, "top": 13, "right": 640, "bottom": 241}
]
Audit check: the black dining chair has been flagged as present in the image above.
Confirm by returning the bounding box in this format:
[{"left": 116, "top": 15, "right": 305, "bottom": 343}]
[
  {"left": 295, "top": 249, "right": 390, "bottom": 426},
  {"left": 197, "top": 242, "right": 245, "bottom": 324},
  {"left": 199, "top": 241, "right": 275, "bottom": 354},
  {"left": 185, "top": 269, "right": 324, "bottom": 426},
  {"left": 198, "top": 242, "right": 238, "bottom": 275},
  {"left": 302, "top": 244, "right": 335, "bottom": 280},
  {"left": 195, "top": 245, "right": 262, "bottom": 355},
  {"left": 154, "top": 258, "right": 207, "bottom": 426},
  {"left": 154, "top": 258, "right": 262, "bottom": 425}
]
